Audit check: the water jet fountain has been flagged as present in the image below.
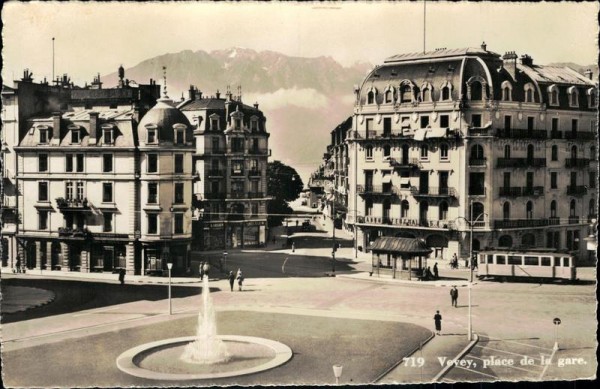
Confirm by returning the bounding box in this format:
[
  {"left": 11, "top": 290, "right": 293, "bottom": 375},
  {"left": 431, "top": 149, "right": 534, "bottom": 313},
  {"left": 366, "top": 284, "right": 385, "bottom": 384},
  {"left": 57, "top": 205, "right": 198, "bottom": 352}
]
[{"left": 116, "top": 276, "right": 292, "bottom": 381}]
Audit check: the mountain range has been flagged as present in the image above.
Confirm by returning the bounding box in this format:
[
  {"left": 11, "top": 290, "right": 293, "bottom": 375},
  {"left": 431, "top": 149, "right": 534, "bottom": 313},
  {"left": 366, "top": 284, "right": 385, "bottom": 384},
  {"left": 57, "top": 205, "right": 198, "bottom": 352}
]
[{"left": 102, "top": 49, "right": 596, "bottom": 185}]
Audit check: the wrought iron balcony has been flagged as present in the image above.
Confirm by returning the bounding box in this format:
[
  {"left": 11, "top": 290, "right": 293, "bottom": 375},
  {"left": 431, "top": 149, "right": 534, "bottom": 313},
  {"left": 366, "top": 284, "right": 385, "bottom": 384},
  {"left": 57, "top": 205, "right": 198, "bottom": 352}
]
[
  {"left": 499, "top": 186, "right": 544, "bottom": 197},
  {"left": 388, "top": 157, "right": 421, "bottom": 169},
  {"left": 229, "top": 192, "right": 247, "bottom": 199},
  {"left": 495, "top": 128, "right": 547, "bottom": 139},
  {"left": 497, "top": 158, "right": 546, "bottom": 168},
  {"left": 56, "top": 197, "right": 89, "bottom": 210},
  {"left": 564, "top": 131, "right": 596, "bottom": 140},
  {"left": 493, "top": 219, "right": 552, "bottom": 229},
  {"left": 204, "top": 192, "right": 226, "bottom": 200},
  {"left": 522, "top": 186, "right": 545, "bottom": 196},
  {"left": 410, "top": 186, "right": 457, "bottom": 197},
  {"left": 230, "top": 169, "right": 245, "bottom": 176},
  {"left": 499, "top": 187, "right": 522, "bottom": 197},
  {"left": 566, "top": 185, "right": 587, "bottom": 196},
  {"left": 57, "top": 227, "right": 92, "bottom": 239},
  {"left": 468, "top": 127, "right": 492, "bottom": 136},
  {"left": 356, "top": 185, "right": 398, "bottom": 196},
  {"left": 565, "top": 158, "right": 591, "bottom": 168},
  {"left": 248, "top": 169, "right": 261, "bottom": 177},
  {"left": 568, "top": 216, "right": 580, "bottom": 224},
  {"left": 468, "top": 158, "right": 487, "bottom": 167},
  {"left": 549, "top": 130, "right": 562, "bottom": 139}
]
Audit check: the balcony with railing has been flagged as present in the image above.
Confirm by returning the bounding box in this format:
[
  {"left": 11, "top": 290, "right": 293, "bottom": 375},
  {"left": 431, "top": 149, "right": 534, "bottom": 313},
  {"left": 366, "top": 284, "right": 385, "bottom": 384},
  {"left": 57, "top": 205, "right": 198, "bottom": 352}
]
[
  {"left": 410, "top": 186, "right": 457, "bottom": 198},
  {"left": 496, "top": 128, "right": 547, "bottom": 139},
  {"left": 57, "top": 227, "right": 92, "bottom": 239},
  {"left": 56, "top": 197, "right": 90, "bottom": 211},
  {"left": 229, "top": 192, "right": 247, "bottom": 199},
  {"left": 497, "top": 158, "right": 546, "bottom": 168},
  {"left": 357, "top": 216, "right": 455, "bottom": 229},
  {"left": 499, "top": 186, "right": 544, "bottom": 197},
  {"left": 468, "top": 127, "right": 492, "bottom": 136},
  {"left": 565, "top": 158, "right": 591, "bottom": 168},
  {"left": 564, "top": 131, "right": 597, "bottom": 141},
  {"left": 522, "top": 186, "right": 545, "bottom": 196},
  {"left": 388, "top": 157, "right": 421, "bottom": 169},
  {"left": 566, "top": 185, "right": 587, "bottom": 196},
  {"left": 230, "top": 169, "right": 245, "bottom": 177},
  {"left": 468, "top": 158, "right": 487, "bottom": 167},
  {"left": 204, "top": 146, "right": 224, "bottom": 154},
  {"left": 356, "top": 185, "right": 399, "bottom": 196},
  {"left": 248, "top": 147, "right": 271, "bottom": 156},
  {"left": 568, "top": 216, "right": 580, "bottom": 224},
  {"left": 493, "top": 219, "right": 552, "bottom": 229}
]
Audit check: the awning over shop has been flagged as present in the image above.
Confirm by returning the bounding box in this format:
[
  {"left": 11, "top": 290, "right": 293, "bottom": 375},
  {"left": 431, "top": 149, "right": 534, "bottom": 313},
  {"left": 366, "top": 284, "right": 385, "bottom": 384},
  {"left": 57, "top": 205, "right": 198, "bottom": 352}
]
[
  {"left": 368, "top": 236, "right": 432, "bottom": 255},
  {"left": 426, "top": 127, "right": 448, "bottom": 138}
]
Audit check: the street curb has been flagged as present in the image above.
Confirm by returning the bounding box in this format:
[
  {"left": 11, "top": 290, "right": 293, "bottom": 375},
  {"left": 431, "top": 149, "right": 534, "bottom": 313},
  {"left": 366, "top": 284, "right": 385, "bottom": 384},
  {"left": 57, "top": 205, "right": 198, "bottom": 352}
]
[
  {"left": 433, "top": 333, "right": 479, "bottom": 382},
  {"left": 337, "top": 273, "right": 472, "bottom": 288},
  {"left": 372, "top": 331, "right": 436, "bottom": 383}
]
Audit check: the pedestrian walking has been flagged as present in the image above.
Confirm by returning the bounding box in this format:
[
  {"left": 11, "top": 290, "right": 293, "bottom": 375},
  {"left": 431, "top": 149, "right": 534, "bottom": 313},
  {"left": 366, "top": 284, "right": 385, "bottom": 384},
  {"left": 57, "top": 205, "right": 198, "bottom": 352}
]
[
  {"left": 434, "top": 310, "right": 442, "bottom": 335},
  {"left": 118, "top": 268, "right": 126, "bottom": 285},
  {"left": 199, "top": 262, "right": 205, "bottom": 280},
  {"left": 203, "top": 262, "right": 211, "bottom": 280},
  {"left": 292, "top": 241, "right": 295, "bottom": 252},
  {"left": 15, "top": 255, "right": 21, "bottom": 273},
  {"left": 433, "top": 262, "right": 439, "bottom": 279},
  {"left": 452, "top": 253, "right": 458, "bottom": 269},
  {"left": 450, "top": 286, "right": 459, "bottom": 307},
  {"left": 228, "top": 271, "right": 235, "bottom": 292},
  {"left": 236, "top": 268, "right": 244, "bottom": 291}
]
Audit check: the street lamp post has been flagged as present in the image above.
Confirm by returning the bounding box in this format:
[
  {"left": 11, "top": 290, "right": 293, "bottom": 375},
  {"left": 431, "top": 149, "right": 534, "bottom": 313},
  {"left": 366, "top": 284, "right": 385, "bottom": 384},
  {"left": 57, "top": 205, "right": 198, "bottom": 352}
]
[{"left": 167, "top": 262, "right": 173, "bottom": 315}]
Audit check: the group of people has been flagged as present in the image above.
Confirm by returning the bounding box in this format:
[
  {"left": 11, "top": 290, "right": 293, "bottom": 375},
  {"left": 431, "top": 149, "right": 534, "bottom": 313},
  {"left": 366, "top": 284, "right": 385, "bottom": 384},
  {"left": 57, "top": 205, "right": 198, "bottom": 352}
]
[
  {"left": 420, "top": 262, "right": 439, "bottom": 281},
  {"left": 228, "top": 268, "right": 244, "bottom": 291},
  {"left": 199, "top": 261, "right": 211, "bottom": 280}
]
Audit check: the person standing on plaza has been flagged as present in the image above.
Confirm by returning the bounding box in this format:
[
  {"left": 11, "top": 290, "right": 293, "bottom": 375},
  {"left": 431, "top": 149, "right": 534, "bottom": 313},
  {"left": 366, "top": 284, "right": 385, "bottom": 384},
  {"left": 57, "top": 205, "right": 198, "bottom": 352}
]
[
  {"left": 433, "top": 262, "right": 439, "bottom": 279},
  {"left": 236, "top": 268, "right": 244, "bottom": 291},
  {"left": 199, "top": 262, "right": 204, "bottom": 280},
  {"left": 228, "top": 271, "right": 235, "bottom": 292},
  {"left": 203, "top": 261, "right": 211, "bottom": 280},
  {"left": 434, "top": 310, "right": 442, "bottom": 335},
  {"left": 450, "top": 286, "right": 459, "bottom": 307},
  {"left": 118, "top": 268, "right": 126, "bottom": 285},
  {"left": 452, "top": 253, "right": 458, "bottom": 269},
  {"left": 15, "top": 254, "right": 21, "bottom": 273}
]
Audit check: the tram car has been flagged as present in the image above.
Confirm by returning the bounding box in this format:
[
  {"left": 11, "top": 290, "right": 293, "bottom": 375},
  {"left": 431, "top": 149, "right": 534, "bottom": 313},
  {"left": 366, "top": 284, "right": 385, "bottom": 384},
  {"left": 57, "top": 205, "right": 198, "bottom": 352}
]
[{"left": 477, "top": 249, "right": 577, "bottom": 282}]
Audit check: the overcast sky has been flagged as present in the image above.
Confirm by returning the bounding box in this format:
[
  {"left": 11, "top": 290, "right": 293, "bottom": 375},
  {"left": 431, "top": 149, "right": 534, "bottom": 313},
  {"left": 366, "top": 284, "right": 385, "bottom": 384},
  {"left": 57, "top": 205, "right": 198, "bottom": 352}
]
[{"left": 2, "top": 1, "right": 598, "bottom": 86}]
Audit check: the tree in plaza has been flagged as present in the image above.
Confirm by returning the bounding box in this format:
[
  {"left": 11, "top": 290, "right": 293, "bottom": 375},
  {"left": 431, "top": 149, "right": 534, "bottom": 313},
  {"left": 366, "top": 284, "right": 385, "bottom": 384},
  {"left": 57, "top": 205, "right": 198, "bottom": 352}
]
[{"left": 267, "top": 161, "right": 304, "bottom": 226}]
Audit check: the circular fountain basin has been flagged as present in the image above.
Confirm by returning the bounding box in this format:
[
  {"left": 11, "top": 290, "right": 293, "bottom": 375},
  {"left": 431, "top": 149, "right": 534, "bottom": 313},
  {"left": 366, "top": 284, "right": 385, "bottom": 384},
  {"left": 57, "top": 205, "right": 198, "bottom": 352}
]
[{"left": 116, "top": 335, "right": 293, "bottom": 380}]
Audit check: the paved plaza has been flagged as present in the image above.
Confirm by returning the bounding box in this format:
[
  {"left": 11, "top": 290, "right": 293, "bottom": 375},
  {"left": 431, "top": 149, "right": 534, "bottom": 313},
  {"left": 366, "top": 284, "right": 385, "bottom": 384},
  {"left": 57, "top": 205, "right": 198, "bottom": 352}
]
[{"left": 1, "top": 219, "right": 597, "bottom": 386}]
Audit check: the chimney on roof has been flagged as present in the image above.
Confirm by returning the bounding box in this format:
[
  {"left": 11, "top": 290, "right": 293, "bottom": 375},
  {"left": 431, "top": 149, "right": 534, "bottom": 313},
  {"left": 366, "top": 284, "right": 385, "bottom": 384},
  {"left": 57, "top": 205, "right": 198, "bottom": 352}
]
[
  {"left": 21, "top": 69, "right": 33, "bottom": 82},
  {"left": 254, "top": 102, "right": 259, "bottom": 109},
  {"left": 118, "top": 65, "right": 125, "bottom": 88},
  {"left": 197, "top": 89, "right": 202, "bottom": 99},
  {"left": 52, "top": 112, "right": 61, "bottom": 143},
  {"left": 502, "top": 51, "right": 518, "bottom": 80},
  {"left": 481, "top": 41, "right": 487, "bottom": 51},
  {"left": 216, "top": 89, "right": 221, "bottom": 99},
  {"left": 585, "top": 69, "right": 593, "bottom": 80},
  {"left": 188, "top": 85, "right": 196, "bottom": 101},
  {"left": 520, "top": 54, "right": 533, "bottom": 67},
  {"left": 89, "top": 112, "right": 98, "bottom": 144}
]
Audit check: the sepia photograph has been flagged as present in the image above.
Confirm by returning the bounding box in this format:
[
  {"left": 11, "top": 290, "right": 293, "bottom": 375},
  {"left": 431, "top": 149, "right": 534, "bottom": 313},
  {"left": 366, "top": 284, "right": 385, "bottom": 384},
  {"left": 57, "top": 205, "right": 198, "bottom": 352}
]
[{"left": 1, "top": 1, "right": 598, "bottom": 387}]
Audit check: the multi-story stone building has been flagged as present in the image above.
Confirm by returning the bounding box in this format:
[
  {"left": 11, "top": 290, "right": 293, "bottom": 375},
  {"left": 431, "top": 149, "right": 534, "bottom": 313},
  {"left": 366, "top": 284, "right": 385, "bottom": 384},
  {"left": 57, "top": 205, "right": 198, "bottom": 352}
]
[
  {"left": 4, "top": 67, "right": 199, "bottom": 275},
  {"left": 345, "top": 44, "right": 597, "bottom": 264},
  {"left": 179, "top": 86, "right": 270, "bottom": 250}
]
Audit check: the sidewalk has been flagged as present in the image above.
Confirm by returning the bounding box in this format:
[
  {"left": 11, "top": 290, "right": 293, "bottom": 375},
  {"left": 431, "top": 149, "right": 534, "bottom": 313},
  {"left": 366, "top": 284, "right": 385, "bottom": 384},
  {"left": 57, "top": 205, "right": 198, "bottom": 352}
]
[{"left": 377, "top": 334, "right": 477, "bottom": 384}]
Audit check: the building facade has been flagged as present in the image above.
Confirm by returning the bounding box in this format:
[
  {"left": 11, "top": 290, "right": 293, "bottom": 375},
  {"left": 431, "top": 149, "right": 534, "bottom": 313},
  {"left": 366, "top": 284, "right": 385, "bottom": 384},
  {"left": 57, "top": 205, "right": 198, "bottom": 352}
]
[
  {"left": 344, "top": 45, "right": 597, "bottom": 264},
  {"left": 179, "top": 86, "right": 270, "bottom": 250},
  {"left": 3, "top": 67, "right": 199, "bottom": 275}
]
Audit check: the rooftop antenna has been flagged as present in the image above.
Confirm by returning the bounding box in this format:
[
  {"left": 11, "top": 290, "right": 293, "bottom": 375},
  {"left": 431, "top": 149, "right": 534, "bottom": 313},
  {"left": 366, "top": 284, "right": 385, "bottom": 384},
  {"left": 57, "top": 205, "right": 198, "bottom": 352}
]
[
  {"left": 162, "top": 66, "right": 168, "bottom": 98},
  {"left": 52, "top": 37, "right": 55, "bottom": 81}
]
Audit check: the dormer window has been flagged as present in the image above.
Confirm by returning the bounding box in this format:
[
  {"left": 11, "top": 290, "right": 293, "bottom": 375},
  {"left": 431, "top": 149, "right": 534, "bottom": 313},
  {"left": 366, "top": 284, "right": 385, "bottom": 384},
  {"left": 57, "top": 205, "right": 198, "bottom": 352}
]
[
  {"left": 39, "top": 127, "right": 49, "bottom": 144},
  {"left": 103, "top": 127, "right": 113, "bottom": 145},
  {"left": 367, "top": 91, "right": 375, "bottom": 104},
  {"left": 501, "top": 81, "right": 512, "bottom": 101},
  {"left": 548, "top": 85, "right": 559, "bottom": 106},
  {"left": 146, "top": 126, "right": 158, "bottom": 144},
  {"left": 524, "top": 83, "right": 536, "bottom": 103},
  {"left": 174, "top": 124, "right": 186, "bottom": 145},
  {"left": 250, "top": 118, "right": 258, "bottom": 132},
  {"left": 420, "top": 82, "right": 433, "bottom": 102},
  {"left": 235, "top": 118, "right": 241, "bottom": 129},
  {"left": 568, "top": 86, "right": 579, "bottom": 107},
  {"left": 384, "top": 89, "right": 393, "bottom": 103},
  {"left": 71, "top": 128, "right": 81, "bottom": 144},
  {"left": 587, "top": 88, "right": 596, "bottom": 108},
  {"left": 400, "top": 84, "right": 412, "bottom": 103},
  {"left": 209, "top": 115, "right": 220, "bottom": 131}
]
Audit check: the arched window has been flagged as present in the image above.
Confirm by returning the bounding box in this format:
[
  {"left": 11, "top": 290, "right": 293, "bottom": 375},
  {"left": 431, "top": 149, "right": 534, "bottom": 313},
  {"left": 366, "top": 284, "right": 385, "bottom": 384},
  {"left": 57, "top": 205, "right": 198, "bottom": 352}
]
[
  {"left": 501, "top": 81, "right": 512, "bottom": 101},
  {"left": 420, "top": 145, "right": 429, "bottom": 159},
  {"left": 401, "top": 200, "right": 410, "bottom": 218},
  {"left": 441, "top": 86, "right": 450, "bottom": 101},
  {"left": 550, "top": 200, "right": 557, "bottom": 218},
  {"left": 383, "top": 145, "right": 391, "bottom": 158},
  {"left": 400, "top": 84, "right": 412, "bottom": 103},
  {"left": 551, "top": 145, "right": 558, "bottom": 161},
  {"left": 571, "top": 145, "right": 578, "bottom": 160},
  {"left": 471, "top": 144, "right": 484, "bottom": 160},
  {"left": 587, "top": 87, "right": 596, "bottom": 108},
  {"left": 384, "top": 89, "right": 393, "bottom": 103},
  {"left": 499, "top": 235, "right": 513, "bottom": 247},
  {"left": 367, "top": 91, "right": 375, "bottom": 105},
  {"left": 568, "top": 86, "right": 579, "bottom": 107},
  {"left": 527, "top": 144, "right": 534, "bottom": 161},
  {"left": 503, "top": 202, "right": 510, "bottom": 220},
  {"left": 548, "top": 85, "right": 559, "bottom": 106},
  {"left": 526, "top": 201, "right": 533, "bottom": 219},
  {"left": 471, "top": 81, "right": 483, "bottom": 100},
  {"left": 421, "top": 83, "right": 433, "bottom": 102},
  {"left": 440, "top": 144, "right": 449, "bottom": 160},
  {"left": 569, "top": 199, "right": 577, "bottom": 217},
  {"left": 472, "top": 202, "right": 485, "bottom": 223},
  {"left": 524, "top": 83, "right": 536, "bottom": 103},
  {"left": 439, "top": 201, "right": 448, "bottom": 220},
  {"left": 365, "top": 198, "right": 373, "bottom": 216},
  {"left": 504, "top": 145, "right": 511, "bottom": 159},
  {"left": 522, "top": 233, "right": 536, "bottom": 247}
]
